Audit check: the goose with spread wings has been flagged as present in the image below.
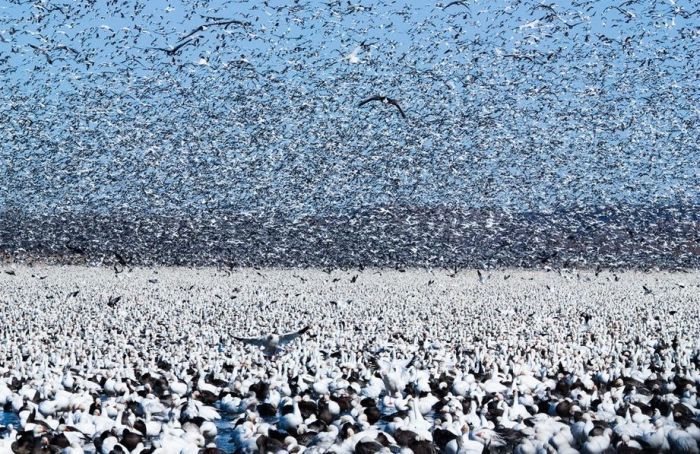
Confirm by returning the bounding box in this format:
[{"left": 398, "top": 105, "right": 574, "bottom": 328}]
[
  {"left": 358, "top": 95, "right": 406, "bottom": 118},
  {"left": 234, "top": 326, "right": 310, "bottom": 358}
]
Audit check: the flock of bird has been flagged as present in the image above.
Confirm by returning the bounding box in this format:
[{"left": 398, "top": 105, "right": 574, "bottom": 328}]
[
  {"left": 0, "top": 2, "right": 699, "bottom": 453},
  {"left": 0, "top": 266, "right": 698, "bottom": 453},
  {"left": 2, "top": 204, "right": 698, "bottom": 269},
  {"left": 1, "top": 0, "right": 699, "bottom": 268}
]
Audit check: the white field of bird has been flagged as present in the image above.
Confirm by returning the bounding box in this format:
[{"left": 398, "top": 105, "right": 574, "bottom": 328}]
[{"left": 0, "top": 265, "right": 698, "bottom": 453}]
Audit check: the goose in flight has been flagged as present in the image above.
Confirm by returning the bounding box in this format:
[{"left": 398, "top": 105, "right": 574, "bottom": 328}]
[
  {"left": 234, "top": 326, "right": 310, "bottom": 358},
  {"left": 358, "top": 95, "right": 406, "bottom": 118}
]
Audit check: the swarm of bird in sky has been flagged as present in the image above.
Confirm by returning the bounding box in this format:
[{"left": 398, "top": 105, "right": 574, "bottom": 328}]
[{"left": 0, "top": 0, "right": 698, "bottom": 267}]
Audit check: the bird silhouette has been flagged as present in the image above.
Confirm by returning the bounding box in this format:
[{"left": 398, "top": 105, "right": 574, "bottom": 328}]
[{"left": 358, "top": 95, "right": 406, "bottom": 118}]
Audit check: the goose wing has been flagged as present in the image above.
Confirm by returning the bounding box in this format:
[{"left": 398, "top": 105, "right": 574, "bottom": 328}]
[
  {"left": 233, "top": 335, "right": 268, "bottom": 347},
  {"left": 279, "top": 326, "right": 310, "bottom": 344},
  {"left": 358, "top": 95, "right": 385, "bottom": 106},
  {"left": 386, "top": 98, "right": 407, "bottom": 118}
]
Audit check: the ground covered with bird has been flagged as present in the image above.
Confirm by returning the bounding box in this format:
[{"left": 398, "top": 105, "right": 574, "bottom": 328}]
[{"left": 0, "top": 266, "right": 698, "bottom": 453}]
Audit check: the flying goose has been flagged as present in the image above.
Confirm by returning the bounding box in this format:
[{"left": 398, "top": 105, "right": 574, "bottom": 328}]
[
  {"left": 358, "top": 96, "right": 406, "bottom": 118},
  {"left": 234, "top": 326, "right": 311, "bottom": 358}
]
